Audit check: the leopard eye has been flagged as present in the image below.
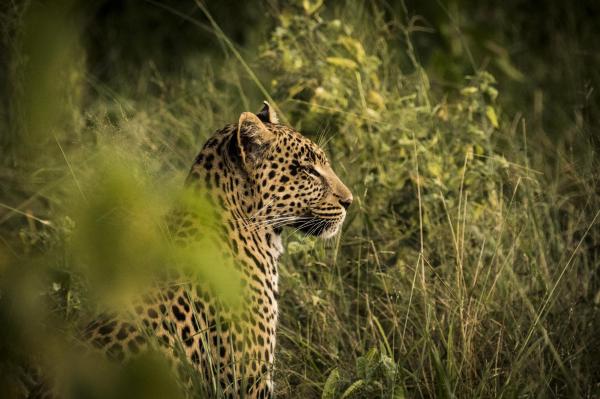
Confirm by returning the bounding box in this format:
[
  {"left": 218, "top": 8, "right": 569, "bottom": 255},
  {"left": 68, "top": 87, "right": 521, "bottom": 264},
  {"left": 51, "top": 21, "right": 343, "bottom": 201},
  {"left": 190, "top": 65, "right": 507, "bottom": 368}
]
[{"left": 301, "top": 165, "right": 320, "bottom": 177}]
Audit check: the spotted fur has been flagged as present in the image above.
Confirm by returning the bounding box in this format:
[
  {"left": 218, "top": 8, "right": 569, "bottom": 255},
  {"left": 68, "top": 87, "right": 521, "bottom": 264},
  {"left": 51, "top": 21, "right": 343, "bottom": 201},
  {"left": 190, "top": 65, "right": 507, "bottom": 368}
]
[{"left": 83, "top": 103, "right": 352, "bottom": 398}]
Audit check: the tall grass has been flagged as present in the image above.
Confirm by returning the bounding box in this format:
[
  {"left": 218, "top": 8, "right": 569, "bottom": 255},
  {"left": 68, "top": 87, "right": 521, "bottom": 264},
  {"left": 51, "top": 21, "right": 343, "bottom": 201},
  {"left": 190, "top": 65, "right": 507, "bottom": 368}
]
[{"left": 1, "top": 1, "right": 598, "bottom": 398}]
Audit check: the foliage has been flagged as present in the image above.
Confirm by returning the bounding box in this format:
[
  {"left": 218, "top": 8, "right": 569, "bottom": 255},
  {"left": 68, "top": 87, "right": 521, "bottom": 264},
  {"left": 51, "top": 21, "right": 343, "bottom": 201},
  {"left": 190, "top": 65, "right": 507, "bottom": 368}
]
[{"left": 0, "top": 0, "right": 598, "bottom": 398}]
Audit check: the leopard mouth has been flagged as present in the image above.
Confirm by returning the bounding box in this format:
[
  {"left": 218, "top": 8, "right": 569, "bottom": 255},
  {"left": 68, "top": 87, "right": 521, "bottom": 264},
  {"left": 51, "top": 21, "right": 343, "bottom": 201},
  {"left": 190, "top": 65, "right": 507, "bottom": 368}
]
[{"left": 290, "top": 213, "right": 345, "bottom": 238}]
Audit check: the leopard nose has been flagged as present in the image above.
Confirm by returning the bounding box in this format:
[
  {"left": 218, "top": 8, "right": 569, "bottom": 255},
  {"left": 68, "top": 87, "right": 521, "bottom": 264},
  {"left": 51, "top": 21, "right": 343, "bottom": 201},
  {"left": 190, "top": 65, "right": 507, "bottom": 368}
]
[{"left": 339, "top": 194, "right": 353, "bottom": 210}]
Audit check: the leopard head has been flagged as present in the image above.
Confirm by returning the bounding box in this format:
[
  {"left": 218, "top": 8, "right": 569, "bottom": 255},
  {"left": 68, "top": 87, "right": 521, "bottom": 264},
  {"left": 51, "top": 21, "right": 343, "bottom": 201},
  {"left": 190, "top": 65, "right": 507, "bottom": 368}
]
[{"left": 236, "top": 102, "right": 352, "bottom": 238}]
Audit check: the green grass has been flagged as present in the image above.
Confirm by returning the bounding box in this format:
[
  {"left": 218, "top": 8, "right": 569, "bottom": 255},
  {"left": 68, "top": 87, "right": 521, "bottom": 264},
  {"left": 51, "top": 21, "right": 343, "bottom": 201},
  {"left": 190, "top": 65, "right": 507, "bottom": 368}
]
[{"left": 1, "top": 1, "right": 599, "bottom": 398}]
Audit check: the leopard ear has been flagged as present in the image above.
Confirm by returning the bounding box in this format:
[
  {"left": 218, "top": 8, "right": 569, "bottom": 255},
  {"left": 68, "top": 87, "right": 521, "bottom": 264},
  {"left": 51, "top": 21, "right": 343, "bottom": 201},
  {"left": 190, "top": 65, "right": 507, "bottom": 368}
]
[
  {"left": 237, "top": 112, "right": 275, "bottom": 169},
  {"left": 256, "top": 101, "right": 279, "bottom": 124}
]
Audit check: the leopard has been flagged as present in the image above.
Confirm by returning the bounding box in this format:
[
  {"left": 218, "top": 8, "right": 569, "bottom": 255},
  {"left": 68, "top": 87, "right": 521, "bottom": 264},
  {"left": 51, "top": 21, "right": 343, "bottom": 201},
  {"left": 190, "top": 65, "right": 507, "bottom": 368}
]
[{"left": 77, "top": 102, "right": 353, "bottom": 399}]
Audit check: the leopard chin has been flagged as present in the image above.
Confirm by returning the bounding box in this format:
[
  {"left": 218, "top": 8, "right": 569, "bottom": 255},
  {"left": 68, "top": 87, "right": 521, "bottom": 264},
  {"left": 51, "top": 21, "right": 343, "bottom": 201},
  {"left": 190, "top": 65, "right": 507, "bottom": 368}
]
[
  {"left": 320, "top": 222, "right": 342, "bottom": 239},
  {"left": 291, "top": 215, "right": 345, "bottom": 238}
]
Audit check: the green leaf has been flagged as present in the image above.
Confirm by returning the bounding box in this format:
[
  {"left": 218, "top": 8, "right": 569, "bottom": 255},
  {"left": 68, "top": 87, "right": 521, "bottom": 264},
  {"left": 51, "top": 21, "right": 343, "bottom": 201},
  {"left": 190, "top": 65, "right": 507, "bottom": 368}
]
[
  {"left": 460, "top": 86, "right": 478, "bottom": 96},
  {"left": 356, "top": 348, "right": 379, "bottom": 379},
  {"left": 485, "top": 105, "right": 499, "bottom": 128},
  {"left": 326, "top": 57, "right": 359, "bottom": 70},
  {"left": 495, "top": 57, "right": 525, "bottom": 82},
  {"left": 338, "top": 36, "right": 366, "bottom": 63},
  {"left": 321, "top": 368, "right": 341, "bottom": 399},
  {"left": 302, "top": 0, "right": 324, "bottom": 15},
  {"left": 392, "top": 386, "right": 407, "bottom": 399},
  {"left": 340, "top": 379, "right": 366, "bottom": 399}
]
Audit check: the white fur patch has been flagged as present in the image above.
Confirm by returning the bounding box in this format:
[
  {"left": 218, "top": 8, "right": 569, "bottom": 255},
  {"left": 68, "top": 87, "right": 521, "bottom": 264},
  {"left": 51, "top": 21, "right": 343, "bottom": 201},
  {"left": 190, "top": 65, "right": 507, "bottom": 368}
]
[{"left": 272, "top": 233, "right": 284, "bottom": 256}]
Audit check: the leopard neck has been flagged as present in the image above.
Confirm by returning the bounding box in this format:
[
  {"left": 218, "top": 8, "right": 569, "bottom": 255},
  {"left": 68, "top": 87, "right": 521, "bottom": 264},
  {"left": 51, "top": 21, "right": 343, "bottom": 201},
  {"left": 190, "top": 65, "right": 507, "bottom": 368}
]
[{"left": 185, "top": 125, "right": 282, "bottom": 300}]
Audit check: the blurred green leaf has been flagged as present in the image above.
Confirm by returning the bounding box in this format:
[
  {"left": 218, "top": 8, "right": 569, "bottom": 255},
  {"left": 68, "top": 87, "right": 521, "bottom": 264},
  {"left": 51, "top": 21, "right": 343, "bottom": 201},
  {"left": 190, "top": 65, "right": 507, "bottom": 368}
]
[
  {"left": 326, "top": 57, "right": 359, "bottom": 70},
  {"left": 322, "top": 368, "right": 342, "bottom": 399}
]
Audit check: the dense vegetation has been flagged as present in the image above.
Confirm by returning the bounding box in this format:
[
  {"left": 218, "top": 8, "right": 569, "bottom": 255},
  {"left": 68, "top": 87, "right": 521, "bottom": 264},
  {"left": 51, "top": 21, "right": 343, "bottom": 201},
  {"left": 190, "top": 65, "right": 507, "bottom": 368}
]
[{"left": 1, "top": 1, "right": 598, "bottom": 398}]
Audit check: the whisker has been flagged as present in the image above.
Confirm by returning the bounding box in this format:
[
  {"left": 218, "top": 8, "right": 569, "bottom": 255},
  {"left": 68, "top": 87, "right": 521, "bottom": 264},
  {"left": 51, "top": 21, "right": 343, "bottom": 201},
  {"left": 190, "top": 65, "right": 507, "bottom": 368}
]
[
  {"left": 243, "top": 216, "right": 313, "bottom": 232},
  {"left": 288, "top": 217, "right": 317, "bottom": 236},
  {"left": 248, "top": 198, "right": 275, "bottom": 220},
  {"left": 303, "top": 218, "right": 324, "bottom": 238}
]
